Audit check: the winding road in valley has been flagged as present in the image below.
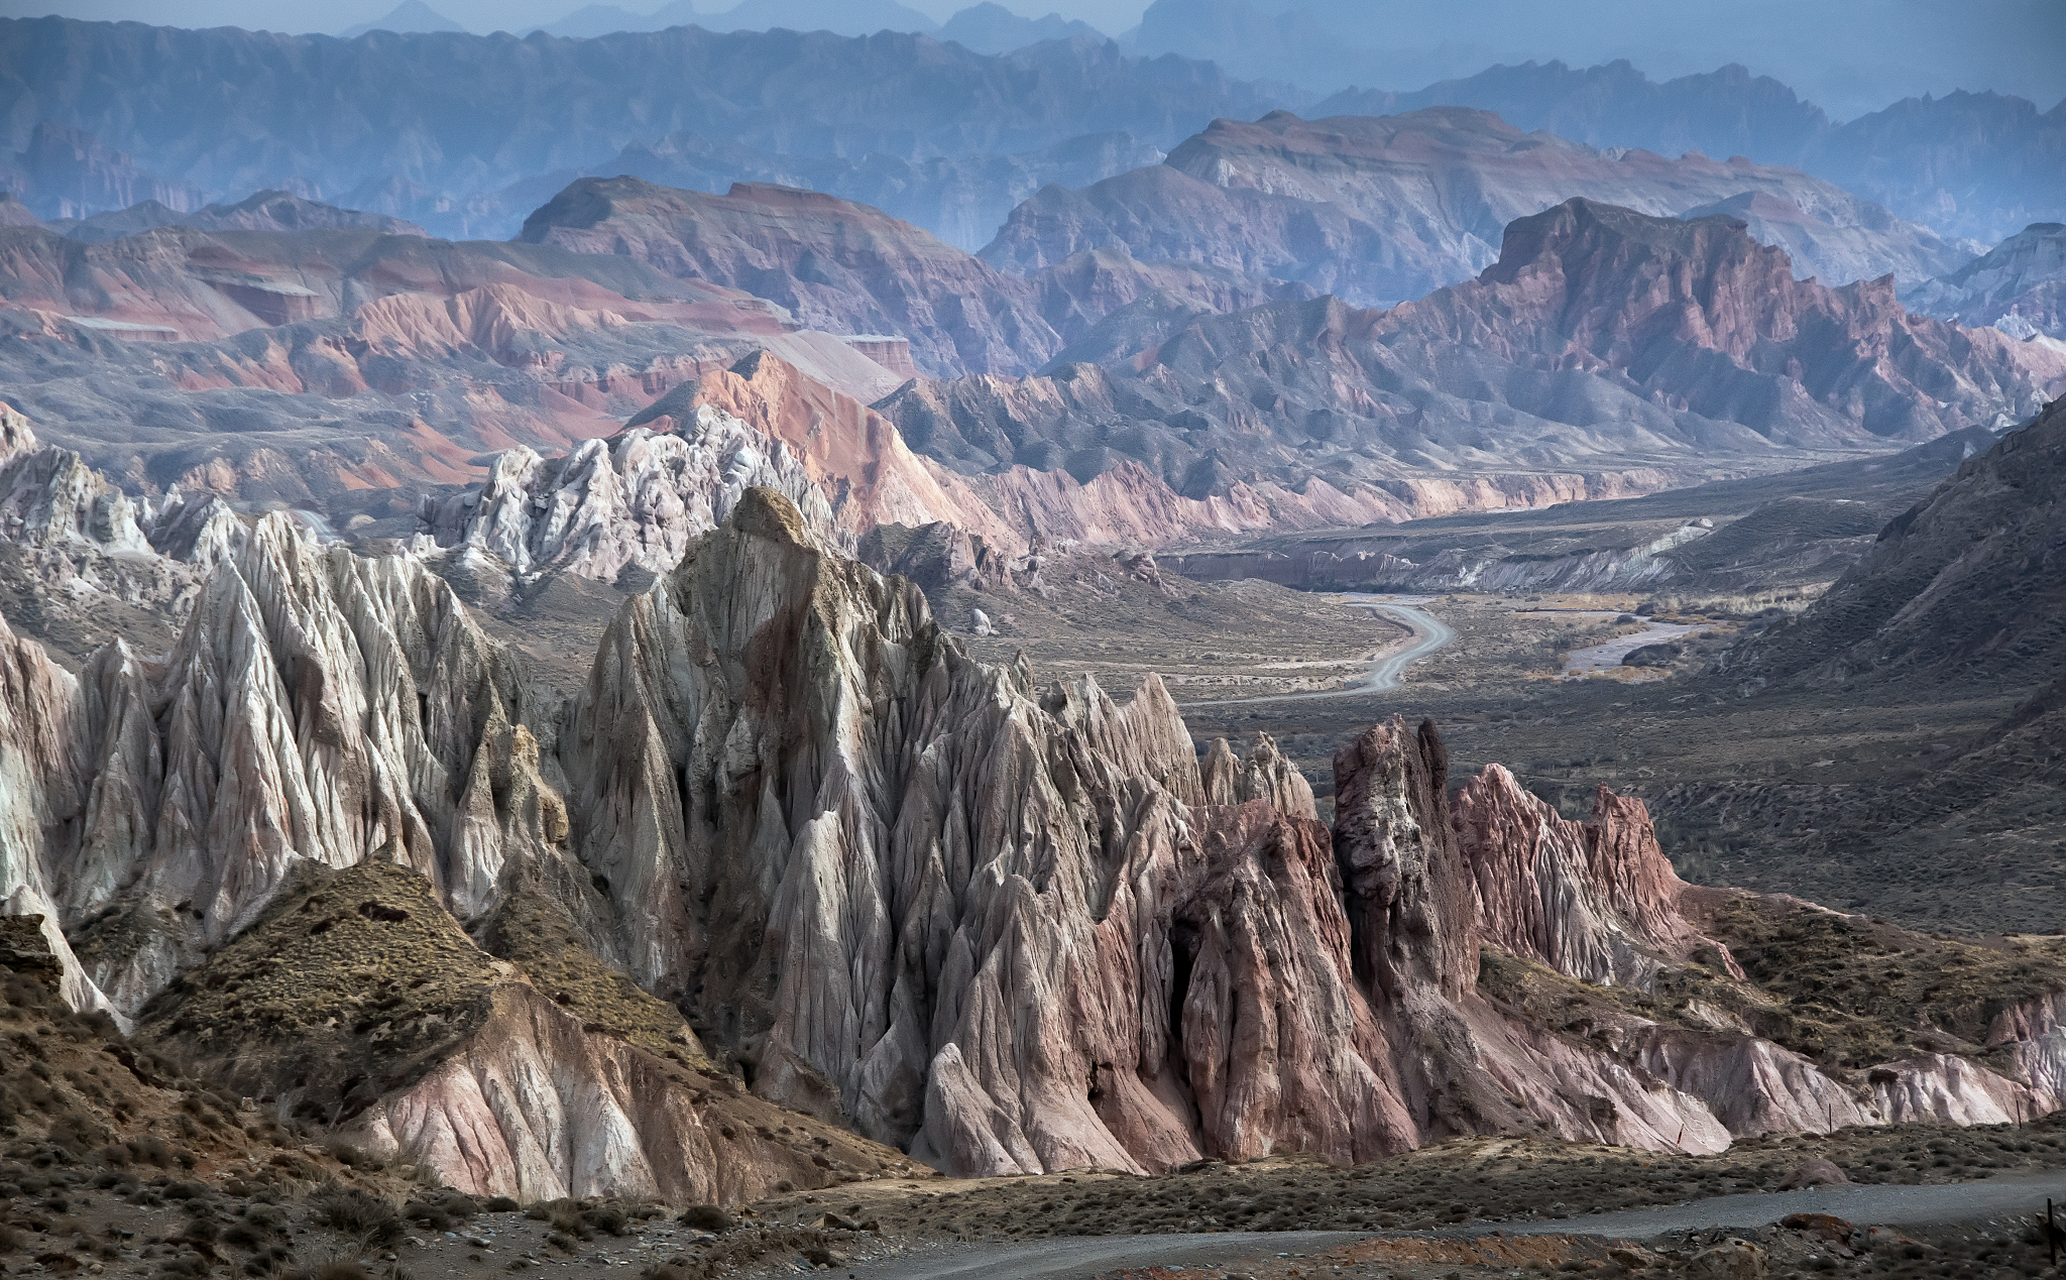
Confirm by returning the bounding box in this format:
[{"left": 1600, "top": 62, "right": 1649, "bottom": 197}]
[
  {"left": 1179, "top": 595, "right": 1456, "bottom": 707},
  {"left": 846, "top": 1171, "right": 2066, "bottom": 1280}
]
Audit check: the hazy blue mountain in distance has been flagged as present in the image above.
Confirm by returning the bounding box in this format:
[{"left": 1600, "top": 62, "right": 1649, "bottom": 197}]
[
  {"left": 0, "top": 120, "right": 205, "bottom": 222},
  {"left": 938, "top": 4, "right": 1106, "bottom": 52},
  {"left": 1314, "top": 62, "right": 1833, "bottom": 167},
  {"left": 1315, "top": 62, "right": 2065, "bottom": 245},
  {"left": 693, "top": 0, "right": 941, "bottom": 36},
  {"left": 0, "top": 17, "right": 1286, "bottom": 231},
  {"left": 532, "top": 1, "right": 1100, "bottom": 44},
  {"left": 338, "top": 0, "right": 470, "bottom": 37},
  {"left": 532, "top": 1, "right": 701, "bottom": 37},
  {"left": 1124, "top": 0, "right": 2066, "bottom": 121}
]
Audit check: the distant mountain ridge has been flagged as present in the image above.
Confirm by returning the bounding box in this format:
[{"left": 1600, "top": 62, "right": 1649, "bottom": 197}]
[
  {"left": 983, "top": 107, "right": 1973, "bottom": 304},
  {"left": 0, "top": 16, "right": 1281, "bottom": 235},
  {"left": 1315, "top": 61, "right": 2066, "bottom": 245}
]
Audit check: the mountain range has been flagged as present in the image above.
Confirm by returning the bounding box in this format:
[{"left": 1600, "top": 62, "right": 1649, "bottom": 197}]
[
  {"left": 3, "top": 17, "right": 2061, "bottom": 253},
  {"left": 982, "top": 107, "right": 1972, "bottom": 305}
]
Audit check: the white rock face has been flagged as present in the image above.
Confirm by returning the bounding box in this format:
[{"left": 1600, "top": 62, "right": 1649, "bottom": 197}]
[
  {"left": 6, "top": 510, "right": 574, "bottom": 1016},
  {"left": 420, "top": 405, "right": 838, "bottom": 582}
]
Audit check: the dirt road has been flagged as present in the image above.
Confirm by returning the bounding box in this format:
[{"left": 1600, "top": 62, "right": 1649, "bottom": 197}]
[{"left": 1179, "top": 595, "right": 1454, "bottom": 707}]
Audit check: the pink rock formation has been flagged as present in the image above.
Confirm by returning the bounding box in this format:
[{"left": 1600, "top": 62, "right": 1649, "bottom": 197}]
[
  {"left": 1455, "top": 765, "right": 1740, "bottom": 986},
  {"left": 519, "top": 178, "right": 1063, "bottom": 378},
  {"left": 1201, "top": 732, "right": 1317, "bottom": 819}
]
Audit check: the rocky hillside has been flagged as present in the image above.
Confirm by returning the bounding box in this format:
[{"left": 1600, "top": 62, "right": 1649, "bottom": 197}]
[
  {"left": 980, "top": 108, "right": 1973, "bottom": 304},
  {"left": 886, "top": 199, "right": 2065, "bottom": 508},
  {"left": 515, "top": 176, "right": 1312, "bottom": 377},
  {"left": 9, "top": 476, "right": 2066, "bottom": 1196},
  {"left": 518, "top": 178, "right": 1061, "bottom": 378},
  {"left": 1727, "top": 394, "right": 2066, "bottom": 689}
]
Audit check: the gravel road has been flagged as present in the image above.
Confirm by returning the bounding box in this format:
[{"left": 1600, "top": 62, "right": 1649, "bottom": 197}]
[{"left": 841, "top": 1172, "right": 2066, "bottom": 1279}]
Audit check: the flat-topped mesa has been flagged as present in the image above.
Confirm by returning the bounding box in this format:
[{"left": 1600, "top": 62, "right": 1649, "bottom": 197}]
[{"left": 1454, "top": 764, "right": 1741, "bottom": 988}]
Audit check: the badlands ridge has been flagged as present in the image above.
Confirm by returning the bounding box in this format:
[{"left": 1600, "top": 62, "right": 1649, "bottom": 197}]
[{"left": 5, "top": 399, "right": 2066, "bottom": 1200}]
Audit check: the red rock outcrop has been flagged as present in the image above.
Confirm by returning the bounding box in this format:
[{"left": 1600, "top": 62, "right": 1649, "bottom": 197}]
[{"left": 1455, "top": 765, "right": 1741, "bottom": 987}]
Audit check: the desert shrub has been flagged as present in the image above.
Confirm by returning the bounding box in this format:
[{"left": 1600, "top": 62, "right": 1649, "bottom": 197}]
[
  {"left": 308, "top": 1186, "right": 403, "bottom": 1246},
  {"left": 578, "top": 1204, "right": 627, "bottom": 1237},
  {"left": 401, "top": 1201, "right": 450, "bottom": 1232},
  {"left": 0, "top": 1225, "right": 20, "bottom": 1253},
  {"left": 289, "top": 1263, "right": 367, "bottom": 1280},
  {"left": 676, "top": 1205, "right": 733, "bottom": 1233},
  {"left": 535, "top": 1201, "right": 587, "bottom": 1239},
  {"left": 483, "top": 1197, "right": 518, "bottom": 1213}
]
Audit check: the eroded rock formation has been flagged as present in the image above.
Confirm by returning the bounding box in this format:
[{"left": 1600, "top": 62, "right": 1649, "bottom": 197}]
[{"left": 7, "top": 481, "right": 2066, "bottom": 1198}]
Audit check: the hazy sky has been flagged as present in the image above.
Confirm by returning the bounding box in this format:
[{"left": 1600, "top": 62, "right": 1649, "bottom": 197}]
[{"left": 0, "top": 0, "right": 1147, "bottom": 34}]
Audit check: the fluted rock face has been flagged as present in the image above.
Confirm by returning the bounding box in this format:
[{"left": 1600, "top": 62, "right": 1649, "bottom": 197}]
[
  {"left": 0, "top": 404, "right": 245, "bottom": 619},
  {"left": 14, "top": 512, "right": 572, "bottom": 1017},
  {"left": 1332, "top": 719, "right": 1476, "bottom": 1005},
  {"left": 420, "top": 406, "right": 839, "bottom": 582},
  {"left": 1201, "top": 732, "right": 1317, "bottom": 821},
  {"left": 16, "top": 476, "right": 2066, "bottom": 1190},
  {"left": 549, "top": 488, "right": 1448, "bottom": 1173},
  {"left": 1455, "top": 766, "right": 1738, "bottom": 988}
]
